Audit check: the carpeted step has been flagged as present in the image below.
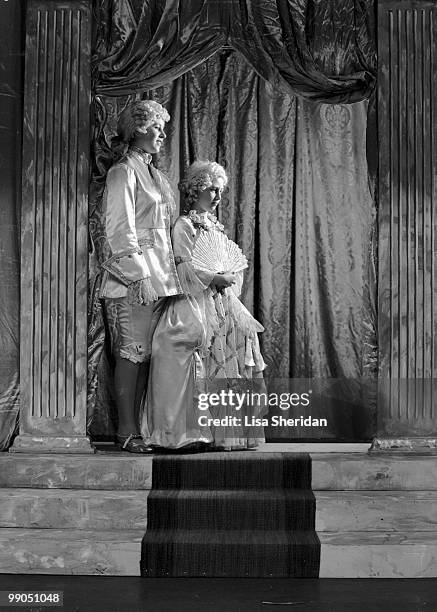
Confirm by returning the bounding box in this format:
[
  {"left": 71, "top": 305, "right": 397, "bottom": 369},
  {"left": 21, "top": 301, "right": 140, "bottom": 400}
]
[
  {"left": 142, "top": 453, "right": 319, "bottom": 577},
  {"left": 147, "top": 489, "right": 315, "bottom": 531},
  {"left": 141, "top": 529, "right": 320, "bottom": 577},
  {"left": 151, "top": 452, "right": 312, "bottom": 490}
]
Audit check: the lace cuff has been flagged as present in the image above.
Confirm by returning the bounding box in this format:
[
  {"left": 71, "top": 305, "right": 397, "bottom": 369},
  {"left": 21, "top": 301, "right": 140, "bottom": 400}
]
[{"left": 177, "top": 261, "right": 214, "bottom": 295}]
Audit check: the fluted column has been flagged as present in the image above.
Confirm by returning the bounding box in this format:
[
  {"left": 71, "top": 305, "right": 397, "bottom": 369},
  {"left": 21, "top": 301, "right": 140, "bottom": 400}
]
[
  {"left": 373, "top": 1, "right": 437, "bottom": 453},
  {"left": 11, "top": 0, "right": 93, "bottom": 452}
]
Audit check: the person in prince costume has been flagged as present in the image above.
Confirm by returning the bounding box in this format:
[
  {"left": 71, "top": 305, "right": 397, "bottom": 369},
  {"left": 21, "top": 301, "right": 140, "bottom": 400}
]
[
  {"left": 100, "top": 100, "right": 182, "bottom": 453},
  {"left": 142, "top": 161, "right": 267, "bottom": 450}
]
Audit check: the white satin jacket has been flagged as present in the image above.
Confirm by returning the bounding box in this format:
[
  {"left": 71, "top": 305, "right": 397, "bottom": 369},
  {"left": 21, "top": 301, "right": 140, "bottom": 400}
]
[{"left": 100, "top": 149, "right": 182, "bottom": 299}]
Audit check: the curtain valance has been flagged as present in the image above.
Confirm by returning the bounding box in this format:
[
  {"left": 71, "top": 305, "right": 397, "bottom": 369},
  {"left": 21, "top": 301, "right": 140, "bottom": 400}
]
[{"left": 93, "top": 0, "right": 375, "bottom": 103}]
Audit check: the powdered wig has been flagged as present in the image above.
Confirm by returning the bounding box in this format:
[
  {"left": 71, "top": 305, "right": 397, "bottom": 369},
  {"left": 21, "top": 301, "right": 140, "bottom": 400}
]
[
  {"left": 179, "top": 161, "right": 228, "bottom": 211},
  {"left": 116, "top": 100, "right": 170, "bottom": 144}
]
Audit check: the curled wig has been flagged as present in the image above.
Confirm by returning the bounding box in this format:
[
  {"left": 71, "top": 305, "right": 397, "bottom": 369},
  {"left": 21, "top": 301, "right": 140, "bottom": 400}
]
[
  {"left": 116, "top": 100, "right": 170, "bottom": 144},
  {"left": 178, "top": 161, "right": 228, "bottom": 211}
]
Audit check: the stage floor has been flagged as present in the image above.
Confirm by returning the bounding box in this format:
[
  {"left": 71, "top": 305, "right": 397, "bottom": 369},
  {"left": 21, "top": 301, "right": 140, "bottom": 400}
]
[{"left": 0, "top": 575, "right": 435, "bottom": 611}]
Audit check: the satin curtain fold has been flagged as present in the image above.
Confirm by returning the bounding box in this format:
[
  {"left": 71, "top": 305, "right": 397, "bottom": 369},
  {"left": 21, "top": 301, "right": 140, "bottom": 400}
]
[
  {"left": 88, "top": 50, "right": 377, "bottom": 439},
  {"left": 94, "top": 0, "right": 225, "bottom": 96},
  {"left": 0, "top": 1, "right": 21, "bottom": 450},
  {"left": 233, "top": 0, "right": 375, "bottom": 102},
  {"left": 93, "top": 0, "right": 375, "bottom": 103}
]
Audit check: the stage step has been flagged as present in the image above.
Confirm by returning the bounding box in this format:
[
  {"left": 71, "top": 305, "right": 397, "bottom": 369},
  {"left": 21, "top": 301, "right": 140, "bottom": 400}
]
[
  {"left": 149, "top": 453, "right": 312, "bottom": 489},
  {"left": 141, "top": 529, "right": 320, "bottom": 577},
  {"left": 319, "top": 531, "right": 437, "bottom": 577},
  {"left": 0, "top": 528, "right": 143, "bottom": 575},
  {"left": 0, "top": 452, "right": 436, "bottom": 576},
  {"left": 147, "top": 489, "right": 315, "bottom": 530},
  {"left": 312, "top": 454, "right": 437, "bottom": 490},
  {"left": 0, "top": 489, "right": 435, "bottom": 533},
  {"left": 1, "top": 452, "right": 436, "bottom": 490},
  {"left": 0, "top": 527, "right": 435, "bottom": 577},
  {"left": 0, "top": 454, "right": 153, "bottom": 490},
  {"left": 0, "top": 489, "right": 149, "bottom": 530},
  {"left": 315, "top": 490, "right": 437, "bottom": 532}
]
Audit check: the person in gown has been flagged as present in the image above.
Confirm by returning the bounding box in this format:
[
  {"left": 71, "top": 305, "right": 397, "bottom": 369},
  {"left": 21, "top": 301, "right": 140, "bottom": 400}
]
[
  {"left": 100, "top": 100, "right": 182, "bottom": 453},
  {"left": 142, "top": 161, "right": 267, "bottom": 450}
]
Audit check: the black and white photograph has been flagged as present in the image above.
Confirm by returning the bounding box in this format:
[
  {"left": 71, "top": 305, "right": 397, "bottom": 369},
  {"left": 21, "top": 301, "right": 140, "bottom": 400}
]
[{"left": 0, "top": 0, "right": 436, "bottom": 610}]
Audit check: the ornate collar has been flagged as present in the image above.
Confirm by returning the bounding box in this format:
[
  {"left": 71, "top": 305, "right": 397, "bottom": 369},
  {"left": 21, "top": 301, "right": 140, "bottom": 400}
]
[
  {"left": 188, "top": 210, "right": 224, "bottom": 232},
  {"left": 129, "top": 146, "right": 152, "bottom": 165}
]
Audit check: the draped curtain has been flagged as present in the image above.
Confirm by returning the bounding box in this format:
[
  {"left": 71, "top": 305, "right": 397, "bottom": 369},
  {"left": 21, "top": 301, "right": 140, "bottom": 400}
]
[
  {"left": 0, "top": 1, "right": 22, "bottom": 450},
  {"left": 88, "top": 0, "right": 377, "bottom": 439},
  {"left": 93, "top": 0, "right": 375, "bottom": 101}
]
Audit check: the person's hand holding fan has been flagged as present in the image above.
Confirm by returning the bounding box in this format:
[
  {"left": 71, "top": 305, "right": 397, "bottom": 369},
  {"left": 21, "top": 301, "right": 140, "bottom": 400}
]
[{"left": 191, "top": 232, "right": 248, "bottom": 293}]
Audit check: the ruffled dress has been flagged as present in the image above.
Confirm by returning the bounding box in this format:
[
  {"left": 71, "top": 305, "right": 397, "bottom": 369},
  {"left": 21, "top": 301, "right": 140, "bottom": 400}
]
[{"left": 142, "top": 212, "right": 267, "bottom": 450}]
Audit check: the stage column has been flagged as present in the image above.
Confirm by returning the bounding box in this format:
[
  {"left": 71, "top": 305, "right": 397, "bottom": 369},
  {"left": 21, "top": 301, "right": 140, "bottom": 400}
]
[
  {"left": 372, "top": 1, "right": 437, "bottom": 453},
  {"left": 10, "top": 0, "right": 94, "bottom": 453}
]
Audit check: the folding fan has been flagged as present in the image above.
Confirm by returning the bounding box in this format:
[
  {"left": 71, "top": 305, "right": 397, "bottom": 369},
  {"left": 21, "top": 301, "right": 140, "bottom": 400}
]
[{"left": 191, "top": 231, "right": 248, "bottom": 274}]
